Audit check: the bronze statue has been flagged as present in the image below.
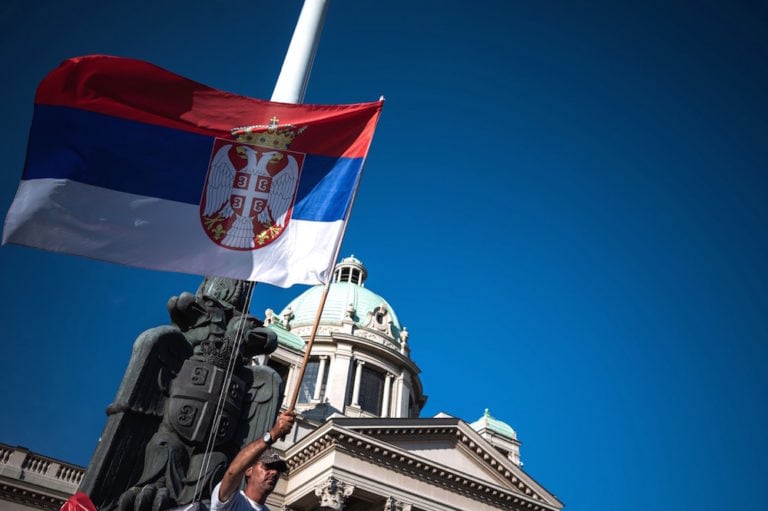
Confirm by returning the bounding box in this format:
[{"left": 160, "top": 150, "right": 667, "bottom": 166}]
[{"left": 79, "top": 278, "right": 284, "bottom": 511}]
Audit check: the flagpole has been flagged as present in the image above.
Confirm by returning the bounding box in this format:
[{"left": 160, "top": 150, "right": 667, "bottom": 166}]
[
  {"left": 265, "top": 0, "right": 335, "bottom": 412},
  {"left": 271, "top": 0, "right": 329, "bottom": 104},
  {"left": 195, "top": 0, "right": 334, "bottom": 495}
]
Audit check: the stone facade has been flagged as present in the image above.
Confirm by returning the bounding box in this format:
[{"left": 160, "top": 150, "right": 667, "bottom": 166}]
[{"left": 267, "top": 417, "right": 563, "bottom": 511}]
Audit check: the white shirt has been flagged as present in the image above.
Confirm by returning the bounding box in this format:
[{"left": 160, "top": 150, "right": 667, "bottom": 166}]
[{"left": 209, "top": 481, "right": 270, "bottom": 511}]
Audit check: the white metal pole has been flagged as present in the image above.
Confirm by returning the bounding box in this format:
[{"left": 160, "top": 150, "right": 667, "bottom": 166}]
[
  {"left": 270, "top": 0, "right": 337, "bottom": 412},
  {"left": 271, "top": 0, "right": 329, "bottom": 103}
]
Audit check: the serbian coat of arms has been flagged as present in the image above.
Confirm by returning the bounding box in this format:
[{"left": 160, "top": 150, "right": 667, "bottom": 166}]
[{"left": 200, "top": 120, "right": 305, "bottom": 249}]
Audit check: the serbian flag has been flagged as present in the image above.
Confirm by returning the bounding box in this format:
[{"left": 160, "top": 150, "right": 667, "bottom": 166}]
[{"left": 2, "top": 55, "right": 383, "bottom": 287}]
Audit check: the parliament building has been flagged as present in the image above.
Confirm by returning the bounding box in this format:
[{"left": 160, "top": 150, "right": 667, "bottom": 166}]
[{"left": 1, "top": 257, "right": 563, "bottom": 511}]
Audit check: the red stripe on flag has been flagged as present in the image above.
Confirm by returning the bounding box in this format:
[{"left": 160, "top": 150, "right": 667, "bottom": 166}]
[{"left": 35, "top": 55, "right": 383, "bottom": 158}]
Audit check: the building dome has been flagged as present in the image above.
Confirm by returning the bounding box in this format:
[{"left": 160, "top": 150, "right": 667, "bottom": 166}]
[
  {"left": 279, "top": 283, "right": 403, "bottom": 342},
  {"left": 271, "top": 256, "right": 406, "bottom": 352},
  {"left": 471, "top": 408, "right": 517, "bottom": 439},
  {"left": 263, "top": 256, "right": 422, "bottom": 422},
  {"left": 470, "top": 409, "right": 522, "bottom": 466}
]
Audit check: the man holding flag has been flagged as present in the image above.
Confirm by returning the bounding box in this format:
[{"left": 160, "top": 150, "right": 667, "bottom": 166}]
[{"left": 210, "top": 410, "right": 295, "bottom": 511}]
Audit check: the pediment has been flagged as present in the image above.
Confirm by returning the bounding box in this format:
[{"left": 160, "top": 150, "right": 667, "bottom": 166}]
[{"left": 285, "top": 417, "right": 563, "bottom": 511}]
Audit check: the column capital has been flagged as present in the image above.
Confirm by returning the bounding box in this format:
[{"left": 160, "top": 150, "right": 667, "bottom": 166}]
[{"left": 314, "top": 476, "right": 354, "bottom": 510}]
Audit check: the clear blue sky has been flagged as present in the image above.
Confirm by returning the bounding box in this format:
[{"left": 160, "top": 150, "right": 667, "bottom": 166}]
[{"left": 1, "top": 1, "right": 767, "bottom": 510}]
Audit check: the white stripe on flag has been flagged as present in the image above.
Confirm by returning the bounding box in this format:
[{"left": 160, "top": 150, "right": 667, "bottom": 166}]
[{"left": 3, "top": 179, "right": 342, "bottom": 286}]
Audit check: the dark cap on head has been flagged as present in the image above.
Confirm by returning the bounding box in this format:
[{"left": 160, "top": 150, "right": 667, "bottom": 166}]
[{"left": 258, "top": 448, "right": 288, "bottom": 473}]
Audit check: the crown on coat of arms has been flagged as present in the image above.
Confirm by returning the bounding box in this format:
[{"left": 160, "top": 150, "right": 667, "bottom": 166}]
[
  {"left": 231, "top": 116, "right": 305, "bottom": 149},
  {"left": 197, "top": 338, "right": 237, "bottom": 369}
]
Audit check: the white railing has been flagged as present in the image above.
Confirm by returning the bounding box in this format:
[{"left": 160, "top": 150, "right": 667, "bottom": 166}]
[{"left": 0, "top": 443, "right": 85, "bottom": 491}]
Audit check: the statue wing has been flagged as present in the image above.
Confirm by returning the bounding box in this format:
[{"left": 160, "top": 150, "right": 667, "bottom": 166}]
[
  {"left": 203, "top": 144, "right": 235, "bottom": 218},
  {"left": 240, "top": 365, "right": 285, "bottom": 446},
  {"left": 78, "top": 326, "right": 193, "bottom": 509}
]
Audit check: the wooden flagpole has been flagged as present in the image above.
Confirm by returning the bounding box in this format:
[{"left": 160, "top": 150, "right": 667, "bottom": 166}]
[{"left": 285, "top": 181, "right": 359, "bottom": 410}]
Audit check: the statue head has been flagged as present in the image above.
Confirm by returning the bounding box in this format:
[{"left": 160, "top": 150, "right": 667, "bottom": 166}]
[
  {"left": 227, "top": 316, "right": 278, "bottom": 358},
  {"left": 195, "top": 276, "right": 251, "bottom": 310}
]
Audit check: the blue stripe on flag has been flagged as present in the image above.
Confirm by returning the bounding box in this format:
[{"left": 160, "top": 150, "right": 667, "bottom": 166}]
[
  {"left": 293, "top": 156, "right": 360, "bottom": 222},
  {"left": 23, "top": 105, "right": 362, "bottom": 221},
  {"left": 24, "top": 105, "right": 211, "bottom": 204}
]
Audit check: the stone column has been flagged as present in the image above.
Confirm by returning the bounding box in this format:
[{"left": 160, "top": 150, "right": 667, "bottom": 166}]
[
  {"left": 282, "top": 364, "right": 299, "bottom": 408},
  {"left": 393, "top": 373, "right": 404, "bottom": 418},
  {"left": 279, "top": 365, "right": 290, "bottom": 408},
  {"left": 399, "top": 375, "right": 412, "bottom": 418},
  {"left": 326, "top": 343, "right": 352, "bottom": 411},
  {"left": 312, "top": 355, "right": 328, "bottom": 401},
  {"left": 351, "top": 360, "right": 365, "bottom": 407},
  {"left": 314, "top": 476, "right": 354, "bottom": 510},
  {"left": 381, "top": 372, "right": 394, "bottom": 417}
]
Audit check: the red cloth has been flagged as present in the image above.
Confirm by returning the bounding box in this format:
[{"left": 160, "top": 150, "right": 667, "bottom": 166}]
[{"left": 59, "top": 492, "right": 97, "bottom": 511}]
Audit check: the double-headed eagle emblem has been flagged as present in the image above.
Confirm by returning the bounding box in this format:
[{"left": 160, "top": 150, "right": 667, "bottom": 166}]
[{"left": 200, "top": 118, "right": 305, "bottom": 249}]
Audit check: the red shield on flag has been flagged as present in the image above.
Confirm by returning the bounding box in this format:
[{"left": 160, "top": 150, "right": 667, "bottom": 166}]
[{"left": 200, "top": 138, "right": 304, "bottom": 250}]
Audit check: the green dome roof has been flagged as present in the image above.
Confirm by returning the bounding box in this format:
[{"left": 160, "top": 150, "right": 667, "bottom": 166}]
[
  {"left": 470, "top": 408, "right": 517, "bottom": 439},
  {"left": 279, "top": 281, "right": 403, "bottom": 340},
  {"left": 267, "top": 322, "right": 305, "bottom": 350}
]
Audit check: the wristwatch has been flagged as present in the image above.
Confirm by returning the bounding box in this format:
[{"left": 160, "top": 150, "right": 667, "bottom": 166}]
[{"left": 262, "top": 431, "right": 274, "bottom": 445}]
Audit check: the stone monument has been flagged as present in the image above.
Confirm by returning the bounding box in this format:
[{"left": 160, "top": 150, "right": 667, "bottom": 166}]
[{"left": 79, "top": 277, "right": 284, "bottom": 511}]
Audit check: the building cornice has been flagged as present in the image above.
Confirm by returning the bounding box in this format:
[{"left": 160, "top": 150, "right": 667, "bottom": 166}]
[
  {"left": 285, "top": 420, "right": 562, "bottom": 511},
  {"left": 296, "top": 330, "right": 421, "bottom": 376},
  {"left": 0, "top": 483, "right": 67, "bottom": 511}
]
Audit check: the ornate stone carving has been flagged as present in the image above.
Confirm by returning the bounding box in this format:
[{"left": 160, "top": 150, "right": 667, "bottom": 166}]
[
  {"left": 384, "top": 497, "right": 412, "bottom": 511},
  {"left": 293, "top": 326, "right": 310, "bottom": 336},
  {"left": 399, "top": 327, "right": 409, "bottom": 355},
  {"left": 343, "top": 302, "right": 356, "bottom": 322},
  {"left": 356, "top": 329, "right": 379, "bottom": 342},
  {"left": 314, "top": 476, "right": 354, "bottom": 510},
  {"left": 281, "top": 306, "right": 294, "bottom": 329},
  {"left": 364, "top": 303, "right": 392, "bottom": 336}
]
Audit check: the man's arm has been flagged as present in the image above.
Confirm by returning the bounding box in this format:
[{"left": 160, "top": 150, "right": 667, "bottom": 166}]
[{"left": 217, "top": 410, "right": 295, "bottom": 502}]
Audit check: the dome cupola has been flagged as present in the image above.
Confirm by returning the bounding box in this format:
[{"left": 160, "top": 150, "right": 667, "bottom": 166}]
[
  {"left": 332, "top": 255, "right": 368, "bottom": 285},
  {"left": 274, "top": 258, "right": 405, "bottom": 353},
  {"left": 470, "top": 408, "right": 522, "bottom": 466},
  {"left": 264, "top": 257, "right": 425, "bottom": 422}
]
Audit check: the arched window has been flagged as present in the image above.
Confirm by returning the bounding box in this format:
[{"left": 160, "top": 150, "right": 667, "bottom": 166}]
[
  {"left": 298, "top": 359, "right": 319, "bottom": 403},
  {"left": 358, "top": 366, "right": 385, "bottom": 414},
  {"left": 297, "top": 358, "right": 329, "bottom": 404}
]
